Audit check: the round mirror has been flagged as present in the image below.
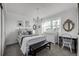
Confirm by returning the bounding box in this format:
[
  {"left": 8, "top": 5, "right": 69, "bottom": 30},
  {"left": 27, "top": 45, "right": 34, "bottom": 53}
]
[
  {"left": 33, "top": 24, "right": 37, "bottom": 30},
  {"left": 63, "top": 19, "right": 74, "bottom": 32}
]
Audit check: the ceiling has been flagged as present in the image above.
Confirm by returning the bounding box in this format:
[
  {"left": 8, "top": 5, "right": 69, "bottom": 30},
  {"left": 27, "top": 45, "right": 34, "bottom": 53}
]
[{"left": 4, "top": 3, "right": 77, "bottom": 20}]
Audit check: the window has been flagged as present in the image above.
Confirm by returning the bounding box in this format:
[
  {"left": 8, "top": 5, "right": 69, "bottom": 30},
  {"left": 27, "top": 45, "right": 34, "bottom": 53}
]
[
  {"left": 42, "top": 18, "right": 61, "bottom": 33},
  {"left": 42, "top": 21, "right": 51, "bottom": 33},
  {"left": 52, "top": 19, "right": 61, "bottom": 31}
]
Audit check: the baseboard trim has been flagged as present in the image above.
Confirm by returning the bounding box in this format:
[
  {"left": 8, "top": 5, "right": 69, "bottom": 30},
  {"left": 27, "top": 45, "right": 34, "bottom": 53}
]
[{"left": 6, "top": 42, "right": 18, "bottom": 47}]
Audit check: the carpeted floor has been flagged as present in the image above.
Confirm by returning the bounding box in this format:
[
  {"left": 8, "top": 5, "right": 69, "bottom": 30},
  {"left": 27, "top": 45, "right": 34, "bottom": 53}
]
[{"left": 4, "top": 43, "right": 76, "bottom": 56}]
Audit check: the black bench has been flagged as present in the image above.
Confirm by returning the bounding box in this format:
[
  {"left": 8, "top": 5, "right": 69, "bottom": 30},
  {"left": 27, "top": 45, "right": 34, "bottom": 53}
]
[{"left": 28, "top": 40, "right": 51, "bottom": 56}]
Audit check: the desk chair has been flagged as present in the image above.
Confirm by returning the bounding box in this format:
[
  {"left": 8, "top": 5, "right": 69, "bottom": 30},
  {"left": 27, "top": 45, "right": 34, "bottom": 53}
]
[{"left": 61, "top": 33, "right": 72, "bottom": 53}]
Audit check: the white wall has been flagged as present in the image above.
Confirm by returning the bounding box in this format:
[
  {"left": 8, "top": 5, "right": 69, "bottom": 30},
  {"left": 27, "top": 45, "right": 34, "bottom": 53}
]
[
  {"left": 42, "top": 4, "right": 78, "bottom": 36},
  {"left": 6, "top": 12, "right": 22, "bottom": 45},
  {"left": 5, "top": 11, "right": 33, "bottom": 45},
  {"left": 57, "top": 7, "right": 78, "bottom": 36}
]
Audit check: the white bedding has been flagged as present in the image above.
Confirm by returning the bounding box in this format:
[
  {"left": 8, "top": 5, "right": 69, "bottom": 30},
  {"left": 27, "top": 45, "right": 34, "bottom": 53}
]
[
  {"left": 17, "top": 35, "right": 33, "bottom": 46},
  {"left": 20, "top": 35, "right": 46, "bottom": 55}
]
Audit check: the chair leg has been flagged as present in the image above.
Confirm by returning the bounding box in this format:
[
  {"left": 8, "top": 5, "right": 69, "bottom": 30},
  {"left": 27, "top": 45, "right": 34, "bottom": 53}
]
[
  {"left": 62, "top": 44, "right": 64, "bottom": 48},
  {"left": 69, "top": 45, "right": 72, "bottom": 53}
]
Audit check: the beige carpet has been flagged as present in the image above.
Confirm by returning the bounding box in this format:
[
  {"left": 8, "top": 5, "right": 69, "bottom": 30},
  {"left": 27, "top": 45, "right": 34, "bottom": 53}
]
[{"left": 4, "top": 43, "right": 76, "bottom": 56}]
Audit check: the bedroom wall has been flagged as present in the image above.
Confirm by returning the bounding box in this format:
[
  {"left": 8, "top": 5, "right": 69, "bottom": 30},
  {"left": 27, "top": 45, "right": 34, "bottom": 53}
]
[
  {"left": 54, "top": 6, "right": 78, "bottom": 36},
  {"left": 5, "top": 11, "right": 33, "bottom": 45},
  {"left": 5, "top": 12, "right": 18, "bottom": 45},
  {"left": 32, "top": 4, "right": 78, "bottom": 37},
  {"left": 41, "top": 4, "right": 78, "bottom": 37}
]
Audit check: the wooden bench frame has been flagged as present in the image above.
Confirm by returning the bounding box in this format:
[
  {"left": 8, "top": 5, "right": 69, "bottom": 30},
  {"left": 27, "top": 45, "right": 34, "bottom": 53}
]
[{"left": 28, "top": 41, "right": 51, "bottom": 56}]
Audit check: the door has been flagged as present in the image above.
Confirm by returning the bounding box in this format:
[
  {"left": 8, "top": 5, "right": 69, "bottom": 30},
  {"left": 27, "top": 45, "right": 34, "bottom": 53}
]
[
  {"left": 0, "top": 3, "right": 5, "bottom": 56},
  {"left": 0, "top": 3, "right": 1, "bottom": 56}
]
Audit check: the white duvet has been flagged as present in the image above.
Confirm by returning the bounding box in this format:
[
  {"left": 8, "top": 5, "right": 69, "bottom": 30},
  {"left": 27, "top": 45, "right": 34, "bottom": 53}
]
[{"left": 20, "top": 35, "right": 46, "bottom": 55}]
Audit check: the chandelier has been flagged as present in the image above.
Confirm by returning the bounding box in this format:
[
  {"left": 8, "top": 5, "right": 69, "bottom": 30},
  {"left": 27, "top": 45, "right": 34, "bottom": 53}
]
[{"left": 33, "top": 8, "right": 40, "bottom": 22}]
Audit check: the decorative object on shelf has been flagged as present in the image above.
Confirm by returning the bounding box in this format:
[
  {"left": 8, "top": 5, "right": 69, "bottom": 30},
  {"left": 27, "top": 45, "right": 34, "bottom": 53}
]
[
  {"left": 33, "top": 24, "right": 37, "bottom": 30},
  {"left": 17, "top": 20, "right": 23, "bottom": 27},
  {"left": 63, "top": 19, "right": 74, "bottom": 32},
  {"left": 17, "top": 20, "right": 24, "bottom": 30}
]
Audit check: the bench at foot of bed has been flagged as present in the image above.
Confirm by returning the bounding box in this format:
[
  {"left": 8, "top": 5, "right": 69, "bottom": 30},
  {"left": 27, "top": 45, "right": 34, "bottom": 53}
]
[{"left": 28, "top": 41, "right": 51, "bottom": 56}]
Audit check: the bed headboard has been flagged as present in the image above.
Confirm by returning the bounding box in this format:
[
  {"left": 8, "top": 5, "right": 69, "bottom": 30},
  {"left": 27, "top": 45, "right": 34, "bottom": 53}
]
[{"left": 18, "top": 29, "right": 32, "bottom": 35}]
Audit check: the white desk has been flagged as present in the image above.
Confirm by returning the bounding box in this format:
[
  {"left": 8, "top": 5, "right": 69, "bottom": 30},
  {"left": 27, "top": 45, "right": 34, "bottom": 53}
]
[
  {"left": 58, "top": 35, "right": 78, "bottom": 53},
  {"left": 58, "top": 35, "right": 78, "bottom": 45}
]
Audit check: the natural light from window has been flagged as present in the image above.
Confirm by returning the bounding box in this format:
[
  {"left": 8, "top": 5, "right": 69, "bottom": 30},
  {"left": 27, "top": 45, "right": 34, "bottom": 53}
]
[{"left": 42, "top": 18, "right": 61, "bottom": 33}]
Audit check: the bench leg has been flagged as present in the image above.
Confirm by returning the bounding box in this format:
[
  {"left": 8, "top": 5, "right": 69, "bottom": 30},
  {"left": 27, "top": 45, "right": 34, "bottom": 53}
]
[
  {"left": 47, "top": 42, "right": 51, "bottom": 50},
  {"left": 33, "top": 52, "right": 36, "bottom": 56}
]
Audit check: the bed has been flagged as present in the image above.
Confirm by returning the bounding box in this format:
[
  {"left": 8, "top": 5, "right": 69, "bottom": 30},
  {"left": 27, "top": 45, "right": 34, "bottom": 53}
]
[
  {"left": 16, "top": 29, "right": 51, "bottom": 55},
  {"left": 16, "top": 29, "right": 33, "bottom": 46},
  {"left": 17, "top": 35, "right": 47, "bottom": 55}
]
